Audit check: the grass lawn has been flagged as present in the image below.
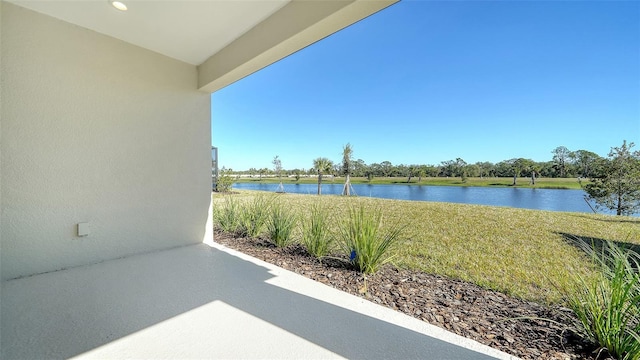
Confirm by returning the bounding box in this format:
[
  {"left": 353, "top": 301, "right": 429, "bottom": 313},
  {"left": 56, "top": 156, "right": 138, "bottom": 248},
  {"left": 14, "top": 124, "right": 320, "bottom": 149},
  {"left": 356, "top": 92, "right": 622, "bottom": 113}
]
[
  {"left": 234, "top": 176, "right": 586, "bottom": 189},
  {"left": 213, "top": 190, "right": 640, "bottom": 304}
]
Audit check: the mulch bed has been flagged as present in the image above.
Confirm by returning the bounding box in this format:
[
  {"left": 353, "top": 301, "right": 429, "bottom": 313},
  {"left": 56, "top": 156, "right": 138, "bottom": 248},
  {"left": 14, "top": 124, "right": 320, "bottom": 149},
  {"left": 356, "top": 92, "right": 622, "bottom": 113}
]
[{"left": 215, "top": 230, "right": 606, "bottom": 360}]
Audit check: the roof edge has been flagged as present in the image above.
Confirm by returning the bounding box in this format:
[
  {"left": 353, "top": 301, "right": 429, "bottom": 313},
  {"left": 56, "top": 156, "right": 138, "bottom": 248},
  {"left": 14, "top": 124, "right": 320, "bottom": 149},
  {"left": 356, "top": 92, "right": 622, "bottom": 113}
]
[{"left": 197, "top": 0, "right": 398, "bottom": 93}]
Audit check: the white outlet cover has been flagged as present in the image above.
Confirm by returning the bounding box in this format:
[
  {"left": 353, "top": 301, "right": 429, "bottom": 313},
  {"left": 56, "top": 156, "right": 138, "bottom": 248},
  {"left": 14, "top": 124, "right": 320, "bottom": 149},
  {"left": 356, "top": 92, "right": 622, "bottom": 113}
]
[{"left": 77, "top": 223, "right": 90, "bottom": 237}]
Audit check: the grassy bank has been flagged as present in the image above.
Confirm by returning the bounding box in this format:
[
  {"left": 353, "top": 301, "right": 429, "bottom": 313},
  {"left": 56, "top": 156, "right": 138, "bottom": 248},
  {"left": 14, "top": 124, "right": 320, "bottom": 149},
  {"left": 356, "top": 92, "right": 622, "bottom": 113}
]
[
  {"left": 213, "top": 190, "right": 640, "bottom": 304},
  {"left": 233, "top": 176, "right": 585, "bottom": 189}
]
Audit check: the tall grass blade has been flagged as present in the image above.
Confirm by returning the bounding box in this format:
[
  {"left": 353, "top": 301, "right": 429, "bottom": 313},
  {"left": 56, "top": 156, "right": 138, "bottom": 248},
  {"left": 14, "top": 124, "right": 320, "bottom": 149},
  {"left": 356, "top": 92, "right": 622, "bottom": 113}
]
[
  {"left": 213, "top": 196, "right": 241, "bottom": 234},
  {"left": 302, "top": 202, "right": 333, "bottom": 258},
  {"left": 237, "top": 195, "right": 272, "bottom": 238},
  {"left": 339, "top": 204, "right": 403, "bottom": 274},
  {"left": 564, "top": 239, "right": 640, "bottom": 360},
  {"left": 267, "top": 200, "right": 298, "bottom": 247}
]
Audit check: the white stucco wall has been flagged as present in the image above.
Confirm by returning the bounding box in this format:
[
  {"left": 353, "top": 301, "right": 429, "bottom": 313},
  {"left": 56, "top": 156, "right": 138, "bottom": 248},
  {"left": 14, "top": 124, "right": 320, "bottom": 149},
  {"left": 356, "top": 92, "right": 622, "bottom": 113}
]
[
  {"left": 0, "top": 3, "right": 212, "bottom": 280},
  {"left": 0, "top": 0, "right": 4, "bottom": 284}
]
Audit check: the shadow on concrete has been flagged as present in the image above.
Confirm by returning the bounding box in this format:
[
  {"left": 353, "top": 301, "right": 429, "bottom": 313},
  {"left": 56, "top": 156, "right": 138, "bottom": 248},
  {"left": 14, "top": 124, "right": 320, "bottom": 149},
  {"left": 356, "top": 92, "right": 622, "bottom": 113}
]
[{"left": 2, "top": 244, "right": 498, "bottom": 359}]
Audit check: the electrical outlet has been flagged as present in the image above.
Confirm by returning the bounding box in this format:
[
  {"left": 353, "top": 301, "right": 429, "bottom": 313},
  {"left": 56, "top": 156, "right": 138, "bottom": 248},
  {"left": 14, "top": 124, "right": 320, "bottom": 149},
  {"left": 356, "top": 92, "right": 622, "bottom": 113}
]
[{"left": 77, "top": 223, "right": 90, "bottom": 237}]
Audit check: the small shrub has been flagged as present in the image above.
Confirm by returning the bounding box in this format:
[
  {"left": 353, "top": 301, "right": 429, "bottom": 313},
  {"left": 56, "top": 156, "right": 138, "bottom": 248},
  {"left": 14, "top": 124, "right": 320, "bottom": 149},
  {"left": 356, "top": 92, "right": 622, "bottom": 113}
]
[
  {"left": 302, "top": 202, "right": 333, "bottom": 258},
  {"left": 237, "top": 195, "right": 271, "bottom": 238},
  {"left": 267, "top": 200, "right": 298, "bottom": 247},
  {"left": 366, "top": 172, "right": 374, "bottom": 182},
  {"left": 564, "top": 239, "right": 640, "bottom": 360},
  {"left": 215, "top": 169, "right": 234, "bottom": 193},
  {"left": 214, "top": 196, "right": 240, "bottom": 233},
  {"left": 338, "top": 204, "right": 403, "bottom": 274}
]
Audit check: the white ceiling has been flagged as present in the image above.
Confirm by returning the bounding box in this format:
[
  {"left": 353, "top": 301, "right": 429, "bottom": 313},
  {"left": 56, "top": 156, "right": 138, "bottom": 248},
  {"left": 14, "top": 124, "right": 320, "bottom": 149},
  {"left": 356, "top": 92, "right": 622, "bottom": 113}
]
[{"left": 7, "top": 0, "right": 291, "bottom": 65}]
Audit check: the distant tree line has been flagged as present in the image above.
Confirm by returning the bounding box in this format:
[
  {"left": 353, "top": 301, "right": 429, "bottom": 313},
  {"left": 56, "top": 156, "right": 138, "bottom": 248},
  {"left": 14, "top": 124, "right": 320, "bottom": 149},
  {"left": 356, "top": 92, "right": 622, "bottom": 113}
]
[
  {"left": 220, "top": 141, "right": 639, "bottom": 216},
  {"left": 229, "top": 145, "right": 606, "bottom": 182}
]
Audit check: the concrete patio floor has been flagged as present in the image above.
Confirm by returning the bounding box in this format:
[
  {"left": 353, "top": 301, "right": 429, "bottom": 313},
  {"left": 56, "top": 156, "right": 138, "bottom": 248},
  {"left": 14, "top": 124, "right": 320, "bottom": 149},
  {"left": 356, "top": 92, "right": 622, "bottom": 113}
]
[{"left": 1, "top": 241, "right": 518, "bottom": 359}]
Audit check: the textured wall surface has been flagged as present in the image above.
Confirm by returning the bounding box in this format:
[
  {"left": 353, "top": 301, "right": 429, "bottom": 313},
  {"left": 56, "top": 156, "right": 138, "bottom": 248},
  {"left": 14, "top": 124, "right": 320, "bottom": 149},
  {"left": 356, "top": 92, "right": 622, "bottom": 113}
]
[
  {"left": 0, "top": 0, "right": 4, "bottom": 283},
  {"left": 0, "top": 3, "right": 212, "bottom": 280}
]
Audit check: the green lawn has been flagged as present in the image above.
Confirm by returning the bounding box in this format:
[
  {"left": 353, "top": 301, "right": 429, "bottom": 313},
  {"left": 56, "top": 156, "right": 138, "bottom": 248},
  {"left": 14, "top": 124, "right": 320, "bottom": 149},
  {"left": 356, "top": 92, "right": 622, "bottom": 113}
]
[
  {"left": 213, "top": 190, "right": 640, "bottom": 304},
  {"left": 233, "top": 176, "right": 586, "bottom": 189}
]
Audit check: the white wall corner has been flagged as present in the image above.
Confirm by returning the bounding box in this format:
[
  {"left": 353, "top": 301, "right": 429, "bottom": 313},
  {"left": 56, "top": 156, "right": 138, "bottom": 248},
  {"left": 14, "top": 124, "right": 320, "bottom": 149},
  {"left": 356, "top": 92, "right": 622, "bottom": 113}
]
[
  {"left": 1, "top": 0, "right": 4, "bottom": 285},
  {"left": 203, "top": 197, "right": 214, "bottom": 247}
]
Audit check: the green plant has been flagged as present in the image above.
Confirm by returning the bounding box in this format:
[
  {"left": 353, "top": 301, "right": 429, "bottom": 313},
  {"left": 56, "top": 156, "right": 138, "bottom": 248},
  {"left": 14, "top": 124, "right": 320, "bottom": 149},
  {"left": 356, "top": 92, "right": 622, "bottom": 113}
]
[
  {"left": 302, "top": 203, "right": 333, "bottom": 258},
  {"left": 564, "top": 239, "right": 640, "bottom": 360},
  {"left": 214, "top": 196, "right": 241, "bottom": 233},
  {"left": 267, "top": 200, "right": 298, "bottom": 247},
  {"left": 237, "top": 195, "right": 271, "bottom": 238},
  {"left": 366, "top": 172, "right": 374, "bottom": 182},
  {"left": 584, "top": 141, "right": 640, "bottom": 216},
  {"left": 339, "top": 204, "right": 403, "bottom": 274},
  {"left": 215, "top": 169, "right": 234, "bottom": 193},
  {"left": 214, "top": 191, "right": 640, "bottom": 303}
]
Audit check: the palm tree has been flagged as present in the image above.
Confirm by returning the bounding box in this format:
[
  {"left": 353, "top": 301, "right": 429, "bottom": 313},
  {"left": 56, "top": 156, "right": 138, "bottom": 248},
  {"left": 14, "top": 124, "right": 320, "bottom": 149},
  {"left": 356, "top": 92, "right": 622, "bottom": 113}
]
[
  {"left": 341, "top": 143, "right": 353, "bottom": 196},
  {"left": 417, "top": 167, "right": 426, "bottom": 183},
  {"left": 313, "top": 157, "right": 333, "bottom": 195},
  {"left": 407, "top": 165, "right": 416, "bottom": 183}
]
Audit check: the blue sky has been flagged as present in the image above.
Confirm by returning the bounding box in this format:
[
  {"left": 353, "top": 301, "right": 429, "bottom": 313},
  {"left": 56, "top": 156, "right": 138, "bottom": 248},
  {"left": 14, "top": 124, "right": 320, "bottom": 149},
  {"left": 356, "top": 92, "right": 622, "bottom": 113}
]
[{"left": 212, "top": 0, "right": 639, "bottom": 171}]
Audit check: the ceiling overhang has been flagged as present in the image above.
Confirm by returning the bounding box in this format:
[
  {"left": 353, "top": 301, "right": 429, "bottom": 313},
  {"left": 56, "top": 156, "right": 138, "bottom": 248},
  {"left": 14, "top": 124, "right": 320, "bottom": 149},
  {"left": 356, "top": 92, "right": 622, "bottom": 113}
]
[
  {"left": 6, "top": 0, "right": 398, "bottom": 93},
  {"left": 197, "top": 0, "right": 398, "bottom": 93}
]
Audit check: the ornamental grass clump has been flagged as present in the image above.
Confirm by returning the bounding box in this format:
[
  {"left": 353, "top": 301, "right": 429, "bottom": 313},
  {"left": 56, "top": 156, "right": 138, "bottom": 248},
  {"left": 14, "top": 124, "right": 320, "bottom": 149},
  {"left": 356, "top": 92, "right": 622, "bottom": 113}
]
[
  {"left": 301, "top": 202, "right": 333, "bottom": 258},
  {"left": 339, "top": 204, "right": 403, "bottom": 274},
  {"left": 266, "top": 200, "right": 298, "bottom": 247},
  {"left": 237, "top": 195, "right": 271, "bottom": 238},
  {"left": 565, "top": 239, "right": 640, "bottom": 360},
  {"left": 214, "top": 196, "right": 241, "bottom": 234}
]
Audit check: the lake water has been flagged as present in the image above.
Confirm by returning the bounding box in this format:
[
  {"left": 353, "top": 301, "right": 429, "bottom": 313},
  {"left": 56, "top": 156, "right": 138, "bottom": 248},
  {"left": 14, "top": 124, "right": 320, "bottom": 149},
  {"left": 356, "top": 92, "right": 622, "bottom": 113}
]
[{"left": 232, "top": 182, "right": 628, "bottom": 215}]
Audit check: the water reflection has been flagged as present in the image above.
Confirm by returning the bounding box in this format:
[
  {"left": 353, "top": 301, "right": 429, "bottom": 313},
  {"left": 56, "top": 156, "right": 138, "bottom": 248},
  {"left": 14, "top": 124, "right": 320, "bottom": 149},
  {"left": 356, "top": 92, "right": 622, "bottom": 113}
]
[{"left": 232, "top": 182, "right": 632, "bottom": 216}]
